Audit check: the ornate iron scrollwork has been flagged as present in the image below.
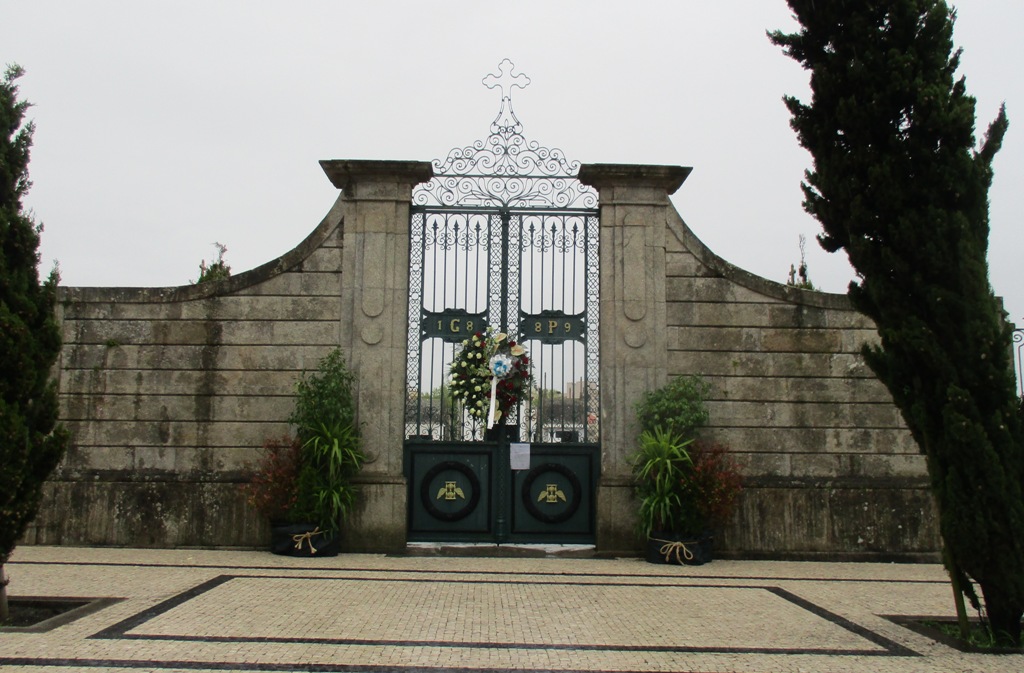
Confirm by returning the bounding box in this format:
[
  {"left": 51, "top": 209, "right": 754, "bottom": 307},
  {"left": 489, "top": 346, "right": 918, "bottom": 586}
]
[{"left": 412, "top": 59, "right": 598, "bottom": 210}]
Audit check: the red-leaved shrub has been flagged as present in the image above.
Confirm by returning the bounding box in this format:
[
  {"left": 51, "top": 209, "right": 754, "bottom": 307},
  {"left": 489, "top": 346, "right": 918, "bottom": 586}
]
[
  {"left": 685, "top": 439, "right": 743, "bottom": 528},
  {"left": 242, "top": 436, "right": 302, "bottom": 522}
]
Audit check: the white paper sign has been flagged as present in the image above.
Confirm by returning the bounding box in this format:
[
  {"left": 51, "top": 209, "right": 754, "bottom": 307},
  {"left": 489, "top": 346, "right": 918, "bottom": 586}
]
[{"left": 510, "top": 442, "right": 531, "bottom": 470}]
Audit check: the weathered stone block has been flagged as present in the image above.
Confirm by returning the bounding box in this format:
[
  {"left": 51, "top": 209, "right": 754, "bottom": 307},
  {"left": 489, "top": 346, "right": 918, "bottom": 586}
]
[
  {"left": 595, "top": 481, "right": 639, "bottom": 555},
  {"left": 767, "top": 304, "right": 831, "bottom": 329},
  {"left": 28, "top": 480, "right": 266, "bottom": 547},
  {"left": 717, "top": 480, "right": 940, "bottom": 559},
  {"left": 734, "top": 451, "right": 792, "bottom": 477},
  {"left": 669, "top": 326, "right": 761, "bottom": 352},
  {"left": 61, "top": 367, "right": 298, "bottom": 398},
  {"left": 760, "top": 328, "right": 843, "bottom": 353},
  {"left": 671, "top": 350, "right": 871, "bottom": 378},
  {"left": 704, "top": 427, "right": 919, "bottom": 456},
  {"left": 669, "top": 277, "right": 783, "bottom": 304},
  {"left": 706, "top": 400, "right": 901, "bottom": 429},
  {"left": 296, "top": 246, "right": 343, "bottom": 273},
  {"left": 61, "top": 343, "right": 333, "bottom": 375},
  {"left": 665, "top": 251, "right": 707, "bottom": 278},
  {"left": 668, "top": 301, "right": 783, "bottom": 328},
  {"left": 73, "top": 419, "right": 284, "bottom": 449},
  {"left": 341, "top": 477, "right": 407, "bottom": 553},
  {"left": 706, "top": 374, "right": 895, "bottom": 404},
  {"left": 233, "top": 271, "right": 341, "bottom": 298}
]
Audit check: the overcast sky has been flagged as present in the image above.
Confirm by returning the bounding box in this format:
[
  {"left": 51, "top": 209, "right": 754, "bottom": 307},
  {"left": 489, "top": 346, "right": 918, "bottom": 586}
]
[{"left": 3, "top": 1, "right": 1022, "bottom": 322}]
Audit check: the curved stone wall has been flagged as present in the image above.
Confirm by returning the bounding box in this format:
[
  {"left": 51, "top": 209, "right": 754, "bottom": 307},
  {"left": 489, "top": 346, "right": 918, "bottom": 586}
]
[{"left": 26, "top": 160, "right": 940, "bottom": 560}]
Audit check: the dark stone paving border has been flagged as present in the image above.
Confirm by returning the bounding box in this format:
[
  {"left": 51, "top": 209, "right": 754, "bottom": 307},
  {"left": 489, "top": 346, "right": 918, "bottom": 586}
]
[
  {"left": 87, "top": 573, "right": 918, "bottom": 657},
  {"left": 13, "top": 559, "right": 950, "bottom": 585},
  {"left": 0, "top": 660, "right": 646, "bottom": 672},
  {"left": 0, "top": 597, "right": 122, "bottom": 633},
  {"left": 883, "top": 615, "right": 1024, "bottom": 655}
]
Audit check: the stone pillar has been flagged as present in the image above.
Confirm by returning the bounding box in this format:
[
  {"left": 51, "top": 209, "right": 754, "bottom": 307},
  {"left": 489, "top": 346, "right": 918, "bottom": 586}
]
[
  {"left": 320, "top": 159, "right": 434, "bottom": 552},
  {"left": 577, "top": 163, "right": 692, "bottom": 554}
]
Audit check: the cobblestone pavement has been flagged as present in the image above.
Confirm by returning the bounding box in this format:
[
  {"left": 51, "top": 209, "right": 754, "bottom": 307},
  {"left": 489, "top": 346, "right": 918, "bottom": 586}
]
[{"left": 1, "top": 546, "right": 1021, "bottom": 672}]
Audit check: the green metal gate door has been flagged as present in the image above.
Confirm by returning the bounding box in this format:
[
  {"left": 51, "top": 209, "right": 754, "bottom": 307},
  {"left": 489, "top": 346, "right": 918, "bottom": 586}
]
[{"left": 403, "top": 60, "right": 600, "bottom": 543}]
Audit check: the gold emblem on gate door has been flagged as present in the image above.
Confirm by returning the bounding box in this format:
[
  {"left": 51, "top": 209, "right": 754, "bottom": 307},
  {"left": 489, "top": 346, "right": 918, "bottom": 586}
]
[
  {"left": 538, "top": 483, "right": 566, "bottom": 504},
  {"left": 437, "top": 480, "right": 465, "bottom": 501}
]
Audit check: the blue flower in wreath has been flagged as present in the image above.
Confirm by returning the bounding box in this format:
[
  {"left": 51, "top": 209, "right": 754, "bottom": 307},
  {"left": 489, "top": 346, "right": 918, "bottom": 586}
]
[{"left": 490, "top": 353, "right": 513, "bottom": 379}]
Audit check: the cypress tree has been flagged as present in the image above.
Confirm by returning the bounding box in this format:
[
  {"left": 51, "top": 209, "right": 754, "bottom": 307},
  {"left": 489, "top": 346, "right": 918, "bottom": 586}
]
[
  {"left": 771, "top": 1, "right": 1023, "bottom": 643},
  {"left": 0, "top": 65, "right": 68, "bottom": 621}
]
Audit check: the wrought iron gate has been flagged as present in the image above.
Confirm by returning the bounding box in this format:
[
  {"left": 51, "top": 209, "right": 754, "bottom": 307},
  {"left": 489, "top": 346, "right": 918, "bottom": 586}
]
[{"left": 403, "top": 60, "right": 600, "bottom": 543}]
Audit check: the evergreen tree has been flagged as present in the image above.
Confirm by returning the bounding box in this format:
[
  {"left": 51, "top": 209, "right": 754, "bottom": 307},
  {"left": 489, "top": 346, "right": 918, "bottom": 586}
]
[
  {"left": 0, "top": 65, "right": 68, "bottom": 621},
  {"left": 771, "top": 1, "right": 1023, "bottom": 643}
]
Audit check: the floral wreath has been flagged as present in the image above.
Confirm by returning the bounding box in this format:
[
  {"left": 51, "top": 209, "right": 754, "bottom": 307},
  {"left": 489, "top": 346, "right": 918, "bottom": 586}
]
[{"left": 449, "top": 326, "right": 531, "bottom": 428}]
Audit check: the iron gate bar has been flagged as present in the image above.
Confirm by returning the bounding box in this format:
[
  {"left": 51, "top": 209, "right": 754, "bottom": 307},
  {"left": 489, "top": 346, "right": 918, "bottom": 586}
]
[{"left": 406, "top": 206, "right": 599, "bottom": 444}]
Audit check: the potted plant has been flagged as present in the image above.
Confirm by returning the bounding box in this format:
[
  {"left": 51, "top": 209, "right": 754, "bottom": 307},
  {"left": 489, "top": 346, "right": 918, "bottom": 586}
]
[
  {"left": 243, "top": 348, "right": 365, "bottom": 556},
  {"left": 631, "top": 376, "right": 742, "bottom": 565},
  {"left": 632, "top": 427, "right": 703, "bottom": 563}
]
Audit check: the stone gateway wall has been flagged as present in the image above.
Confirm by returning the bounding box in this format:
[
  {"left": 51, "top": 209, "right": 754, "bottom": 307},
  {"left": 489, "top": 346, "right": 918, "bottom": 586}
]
[
  {"left": 665, "top": 208, "right": 937, "bottom": 559},
  {"left": 579, "top": 164, "right": 938, "bottom": 559},
  {"left": 28, "top": 197, "right": 349, "bottom": 547},
  {"left": 26, "top": 160, "right": 940, "bottom": 559}
]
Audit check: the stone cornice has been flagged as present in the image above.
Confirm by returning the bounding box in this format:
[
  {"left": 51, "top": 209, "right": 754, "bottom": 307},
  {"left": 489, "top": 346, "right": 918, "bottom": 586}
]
[
  {"left": 577, "top": 163, "right": 692, "bottom": 195},
  {"left": 320, "top": 159, "right": 434, "bottom": 190}
]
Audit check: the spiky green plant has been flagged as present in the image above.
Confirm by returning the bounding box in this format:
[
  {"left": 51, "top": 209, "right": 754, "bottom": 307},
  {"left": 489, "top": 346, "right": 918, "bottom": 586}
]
[{"left": 631, "top": 427, "right": 696, "bottom": 538}]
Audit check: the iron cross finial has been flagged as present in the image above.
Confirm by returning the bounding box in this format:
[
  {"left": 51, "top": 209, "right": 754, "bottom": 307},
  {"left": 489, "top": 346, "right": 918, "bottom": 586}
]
[{"left": 482, "top": 59, "right": 531, "bottom": 102}]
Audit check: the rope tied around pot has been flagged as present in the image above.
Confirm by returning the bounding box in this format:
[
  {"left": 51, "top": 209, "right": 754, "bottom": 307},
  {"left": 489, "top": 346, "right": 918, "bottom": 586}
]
[
  {"left": 292, "top": 527, "right": 324, "bottom": 555},
  {"left": 653, "top": 537, "right": 695, "bottom": 564}
]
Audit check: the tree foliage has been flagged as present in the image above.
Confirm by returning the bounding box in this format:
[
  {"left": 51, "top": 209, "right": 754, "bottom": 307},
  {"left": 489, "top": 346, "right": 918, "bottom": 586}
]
[
  {"left": 771, "top": 1, "right": 1024, "bottom": 643},
  {"left": 634, "top": 375, "right": 710, "bottom": 441},
  {"left": 0, "top": 65, "right": 69, "bottom": 620}
]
